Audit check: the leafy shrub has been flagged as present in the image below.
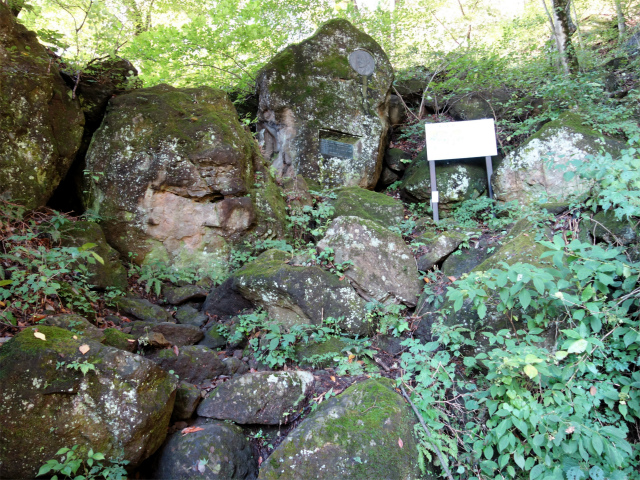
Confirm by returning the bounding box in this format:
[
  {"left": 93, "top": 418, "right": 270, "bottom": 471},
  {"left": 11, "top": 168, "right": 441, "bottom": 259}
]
[{"left": 37, "top": 445, "right": 128, "bottom": 480}]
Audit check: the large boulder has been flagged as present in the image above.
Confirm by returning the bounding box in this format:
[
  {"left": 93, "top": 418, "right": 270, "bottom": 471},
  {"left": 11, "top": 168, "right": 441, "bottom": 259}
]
[
  {"left": 401, "top": 149, "right": 489, "bottom": 212},
  {"left": 83, "top": 84, "right": 286, "bottom": 276},
  {"left": 493, "top": 112, "right": 625, "bottom": 205},
  {"left": 231, "top": 250, "right": 369, "bottom": 334},
  {"left": 318, "top": 216, "right": 421, "bottom": 306},
  {"left": 197, "top": 371, "right": 314, "bottom": 424},
  {"left": 0, "top": 4, "right": 84, "bottom": 209},
  {"left": 256, "top": 19, "right": 394, "bottom": 189},
  {"left": 151, "top": 345, "right": 227, "bottom": 385},
  {"left": 152, "top": 423, "right": 257, "bottom": 479},
  {"left": 0, "top": 326, "right": 177, "bottom": 478},
  {"left": 258, "top": 377, "right": 422, "bottom": 480},
  {"left": 60, "top": 221, "right": 128, "bottom": 291},
  {"left": 416, "top": 229, "right": 468, "bottom": 272}
]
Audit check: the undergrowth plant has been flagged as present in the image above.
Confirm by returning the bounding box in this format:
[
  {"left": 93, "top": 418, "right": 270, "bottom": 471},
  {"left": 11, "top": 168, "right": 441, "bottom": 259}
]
[{"left": 37, "top": 445, "right": 128, "bottom": 480}]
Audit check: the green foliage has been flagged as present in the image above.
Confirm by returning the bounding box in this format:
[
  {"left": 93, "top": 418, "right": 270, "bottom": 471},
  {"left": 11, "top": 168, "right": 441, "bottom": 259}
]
[
  {"left": 57, "top": 360, "right": 97, "bottom": 376},
  {"left": 128, "top": 258, "right": 207, "bottom": 296},
  {"left": 287, "top": 191, "right": 336, "bottom": 247},
  {"left": 37, "top": 445, "right": 128, "bottom": 480},
  {"left": 366, "top": 301, "right": 409, "bottom": 337},
  {"left": 451, "top": 197, "right": 521, "bottom": 230}
]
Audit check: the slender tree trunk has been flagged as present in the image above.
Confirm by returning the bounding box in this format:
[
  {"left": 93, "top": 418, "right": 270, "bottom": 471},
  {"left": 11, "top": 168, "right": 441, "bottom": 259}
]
[
  {"left": 548, "top": 0, "right": 579, "bottom": 74},
  {"left": 614, "top": 0, "right": 626, "bottom": 42}
]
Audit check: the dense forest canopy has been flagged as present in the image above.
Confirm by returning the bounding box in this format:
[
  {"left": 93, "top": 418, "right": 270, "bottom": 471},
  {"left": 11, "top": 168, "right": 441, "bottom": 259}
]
[{"left": 10, "top": 0, "right": 639, "bottom": 91}]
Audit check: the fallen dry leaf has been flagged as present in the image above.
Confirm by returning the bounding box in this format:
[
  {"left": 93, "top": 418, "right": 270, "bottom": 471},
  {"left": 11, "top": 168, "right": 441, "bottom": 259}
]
[
  {"left": 447, "top": 276, "right": 457, "bottom": 282},
  {"left": 590, "top": 386, "right": 597, "bottom": 396},
  {"left": 398, "top": 438, "right": 404, "bottom": 448},
  {"left": 79, "top": 344, "right": 90, "bottom": 355},
  {"left": 348, "top": 354, "right": 356, "bottom": 363},
  {"left": 330, "top": 376, "right": 336, "bottom": 382},
  {"left": 181, "top": 427, "right": 204, "bottom": 436},
  {"left": 258, "top": 456, "right": 263, "bottom": 466},
  {"left": 33, "top": 331, "right": 46, "bottom": 341},
  {"left": 173, "top": 345, "right": 179, "bottom": 356},
  {"left": 127, "top": 339, "right": 136, "bottom": 343},
  {"left": 73, "top": 335, "right": 78, "bottom": 340},
  {"left": 424, "top": 277, "right": 431, "bottom": 283}
]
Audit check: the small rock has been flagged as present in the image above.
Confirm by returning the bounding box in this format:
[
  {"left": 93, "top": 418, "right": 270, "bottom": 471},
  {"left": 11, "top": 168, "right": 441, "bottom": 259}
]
[
  {"left": 202, "top": 278, "right": 253, "bottom": 319},
  {"left": 171, "top": 382, "right": 202, "bottom": 421},
  {"left": 416, "top": 230, "right": 468, "bottom": 272},
  {"left": 148, "top": 322, "right": 204, "bottom": 346},
  {"left": 115, "top": 297, "right": 173, "bottom": 323},
  {"left": 175, "top": 304, "right": 208, "bottom": 327},
  {"left": 197, "top": 371, "right": 314, "bottom": 424},
  {"left": 198, "top": 323, "right": 228, "bottom": 349},
  {"left": 152, "top": 423, "right": 257, "bottom": 479},
  {"left": 142, "top": 331, "right": 172, "bottom": 348},
  {"left": 163, "top": 284, "right": 208, "bottom": 305},
  {"left": 102, "top": 328, "right": 137, "bottom": 352},
  {"left": 222, "top": 357, "right": 249, "bottom": 376},
  {"left": 41, "top": 314, "right": 104, "bottom": 343},
  {"left": 151, "top": 346, "right": 228, "bottom": 384}
]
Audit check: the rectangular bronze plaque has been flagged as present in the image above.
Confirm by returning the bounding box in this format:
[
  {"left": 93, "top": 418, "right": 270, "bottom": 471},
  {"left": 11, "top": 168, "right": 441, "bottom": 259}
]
[{"left": 320, "top": 139, "right": 354, "bottom": 159}]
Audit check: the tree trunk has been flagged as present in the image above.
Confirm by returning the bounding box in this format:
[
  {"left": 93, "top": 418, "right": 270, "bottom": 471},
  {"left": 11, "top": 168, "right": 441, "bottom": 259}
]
[
  {"left": 551, "top": 0, "right": 579, "bottom": 74},
  {"left": 614, "top": 0, "right": 626, "bottom": 42}
]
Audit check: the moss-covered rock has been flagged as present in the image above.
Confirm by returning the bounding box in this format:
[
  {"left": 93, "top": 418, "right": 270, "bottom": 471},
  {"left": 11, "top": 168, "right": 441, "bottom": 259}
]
[
  {"left": 401, "top": 149, "right": 488, "bottom": 212},
  {"left": 171, "top": 381, "right": 202, "bottom": 421},
  {"left": 231, "top": 250, "right": 369, "bottom": 334},
  {"left": 129, "top": 322, "right": 204, "bottom": 346},
  {"left": 102, "top": 327, "right": 137, "bottom": 352},
  {"left": 197, "top": 371, "right": 314, "bottom": 425},
  {"left": 199, "top": 323, "right": 227, "bottom": 349},
  {"left": 256, "top": 19, "right": 394, "bottom": 189},
  {"left": 494, "top": 112, "right": 626, "bottom": 205},
  {"left": 60, "top": 221, "right": 128, "bottom": 291},
  {"left": 163, "top": 284, "right": 207, "bottom": 305},
  {"left": 258, "top": 377, "right": 422, "bottom": 480},
  {"left": 152, "top": 422, "right": 257, "bottom": 479},
  {"left": 83, "top": 84, "right": 285, "bottom": 275},
  {"left": 0, "top": 4, "right": 84, "bottom": 209},
  {"left": 295, "top": 336, "right": 349, "bottom": 367},
  {"left": 41, "top": 314, "right": 104, "bottom": 342},
  {"left": 318, "top": 216, "right": 421, "bottom": 306},
  {"left": 115, "top": 296, "right": 173, "bottom": 323},
  {"left": 384, "top": 148, "right": 412, "bottom": 173},
  {"left": 0, "top": 326, "right": 177, "bottom": 478},
  {"left": 330, "top": 187, "right": 404, "bottom": 227}
]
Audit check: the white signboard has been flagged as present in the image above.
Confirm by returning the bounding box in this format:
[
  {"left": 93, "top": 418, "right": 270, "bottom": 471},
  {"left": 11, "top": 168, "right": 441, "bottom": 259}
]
[{"left": 425, "top": 119, "right": 498, "bottom": 161}]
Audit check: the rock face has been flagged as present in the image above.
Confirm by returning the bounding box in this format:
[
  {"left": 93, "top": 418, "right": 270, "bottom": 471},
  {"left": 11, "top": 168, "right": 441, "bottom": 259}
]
[
  {"left": 151, "top": 346, "right": 227, "bottom": 384},
  {"left": 318, "top": 216, "right": 421, "bottom": 306},
  {"left": 493, "top": 113, "right": 625, "bottom": 205},
  {"left": 258, "top": 377, "right": 421, "bottom": 480},
  {"left": 0, "top": 4, "right": 84, "bottom": 209},
  {"left": 231, "top": 250, "right": 369, "bottom": 334},
  {"left": 331, "top": 187, "right": 404, "bottom": 227},
  {"left": 198, "top": 371, "right": 314, "bottom": 424},
  {"left": 401, "top": 150, "right": 488, "bottom": 211},
  {"left": 256, "top": 19, "right": 394, "bottom": 189},
  {"left": 416, "top": 230, "right": 468, "bottom": 272},
  {"left": 83, "top": 84, "right": 285, "bottom": 275},
  {"left": 60, "top": 221, "right": 128, "bottom": 291},
  {"left": 0, "top": 326, "right": 177, "bottom": 479},
  {"left": 152, "top": 423, "right": 257, "bottom": 479}
]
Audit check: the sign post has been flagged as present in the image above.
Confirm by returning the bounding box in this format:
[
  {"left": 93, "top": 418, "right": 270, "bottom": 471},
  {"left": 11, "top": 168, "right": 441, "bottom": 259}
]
[{"left": 424, "top": 119, "right": 498, "bottom": 222}]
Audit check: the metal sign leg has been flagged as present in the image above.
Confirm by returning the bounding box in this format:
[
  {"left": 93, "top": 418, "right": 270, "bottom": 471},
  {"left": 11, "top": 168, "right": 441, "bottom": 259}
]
[
  {"left": 485, "top": 156, "right": 494, "bottom": 200},
  {"left": 429, "top": 160, "right": 439, "bottom": 222}
]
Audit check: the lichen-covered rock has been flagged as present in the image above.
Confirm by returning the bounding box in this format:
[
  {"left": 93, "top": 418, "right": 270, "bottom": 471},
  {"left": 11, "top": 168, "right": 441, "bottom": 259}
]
[
  {"left": 258, "top": 377, "right": 421, "bottom": 480},
  {"left": 231, "top": 250, "right": 369, "bottom": 334},
  {"left": 60, "top": 221, "right": 128, "bottom": 291},
  {"left": 115, "top": 297, "right": 173, "bottom": 323},
  {"left": 0, "top": 326, "right": 177, "bottom": 479},
  {"left": 0, "top": 4, "right": 84, "bottom": 209},
  {"left": 41, "top": 314, "right": 104, "bottom": 343},
  {"left": 318, "top": 216, "right": 421, "bottom": 306},
  {"left": 330, "top": 187, "right": 404, "bottom": 227},
  {"left": 493, "top": 113, "right": 625, "bottom": 205},
  {"left": 151, "top": 345, "right": 227, "bottom": 384},
  {"left": 83, "top": 84, "right": 286, "bottom": 275},
  {"left": 172, "top": 382, "right": 202, "bottom": 421},
  {"left": 401, "top": 150, "right": 488, "bottom": 211},
  {"left": 257, "top": 19, "right": 394, "bottom": 189},
  {"left": 384, "top": 148, "right": 411, "bottom": 173},
  {"left": 152, "top": 423, "right": 257, "bottom": 479},
  {"left": 197, "top": 371, "right": 314, "bottom": 424},
  {"left": 175, "top": 304, "right": 207, "bottom": 327},
  {"left": 416, "top": 230, "right": 469, "bottom": 272},
  {"left": 163, "top": 284, "right": 208, "bottom": 305},
  {"left": 223, "top": 356, "right": 249, "bottom": 375}
]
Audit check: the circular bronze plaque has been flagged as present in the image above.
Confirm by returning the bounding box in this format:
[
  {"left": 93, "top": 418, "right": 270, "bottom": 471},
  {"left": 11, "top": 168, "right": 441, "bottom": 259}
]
[{"left": 349, "top": 49, "right": 375, "bottom": 76}]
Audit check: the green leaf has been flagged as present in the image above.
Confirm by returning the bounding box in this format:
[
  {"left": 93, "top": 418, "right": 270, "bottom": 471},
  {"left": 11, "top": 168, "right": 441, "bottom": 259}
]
[
  {"left": 567, "top": 339, "right": 588, "bottom": 354},
  {"left": 592, "top": 435, "right": 603, "bottom": 456},
  {"left": 530, "top": 464, "right": 545, "bottom": 479},
  {"left": 477, "top": 303, "right": 487, "bottom": 319},
  {"left": 79, "top": 242, "right": 98, "bottom": 251},
  {"left": 90, "top": 252, "right": 105, "bottom": 265},
  {"left": 523, "top": 364, "right": 538, "bottom": 379},
  {"left": 555, "top": 350, "right": 568, "bottom": 360},
  {"left": 519, "top": 289, "right": 531, "bottom": 309},
  {"left": 484, "top": 445, "right": 493, "bottom": 459},
  {"left": 0, "top": 279, "right": 12, "bottom": 287},
  {"left": 513, "top": 450, "right": 525, "bottom": 469},
  {"left": 37, "top": 464, "right": 53, "bottom": 477}
]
